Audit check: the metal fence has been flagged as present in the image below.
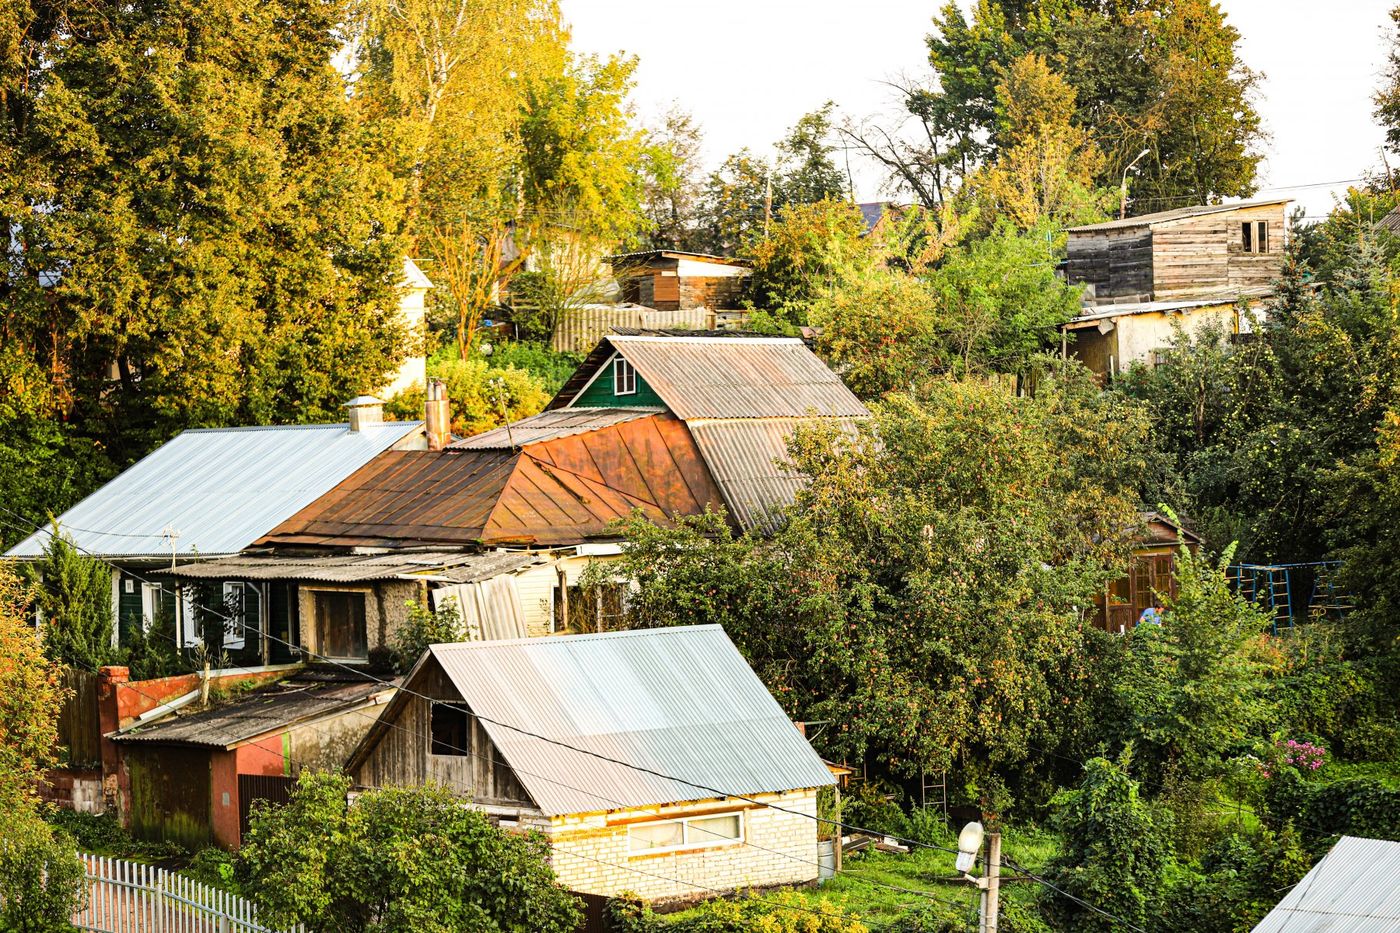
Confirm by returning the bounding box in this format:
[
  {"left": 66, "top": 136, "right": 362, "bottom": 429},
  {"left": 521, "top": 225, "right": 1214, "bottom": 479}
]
[{"left": 75, "top": 856, "right": 302, "bottom": 933}]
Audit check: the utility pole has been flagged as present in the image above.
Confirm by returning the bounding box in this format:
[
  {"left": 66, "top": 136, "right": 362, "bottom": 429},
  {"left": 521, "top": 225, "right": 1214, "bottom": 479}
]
[
  {"left": 763, "top": 158, "right": 773, "bottom": 237},
  {"left": 981, "top": 832, "right": 1001, "bottom": 933},
  {"left": 1119, "top": 148, "right": 1151, "bottom": 220}
]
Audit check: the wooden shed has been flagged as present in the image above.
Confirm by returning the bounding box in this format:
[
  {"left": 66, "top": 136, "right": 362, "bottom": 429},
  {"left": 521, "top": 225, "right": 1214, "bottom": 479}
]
[
  {"left": 1093, "top": 512, "right": 1203, "bottom": 632},
  {"left": 607, "top": 250, "right": 751, "bottom": 313}
]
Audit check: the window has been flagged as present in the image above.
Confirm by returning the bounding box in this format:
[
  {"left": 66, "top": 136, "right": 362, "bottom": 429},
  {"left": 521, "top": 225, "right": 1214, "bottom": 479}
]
[
  {"left": 1242, "top": 220, "right": 1269, "bottom": 254},
  {"left": 613, "top": 357, "right": 637, "bottom": 396},
  {"left": 430, "top": 703, "right": 471, "bottom": 756},
  {"left": 627, "top": 812, "right": 743, "bottom": 854},
  {"left": 220, "top": 581, "right": 261, "bottom": 651},
  {"left": 313, "top": 591, "right": 368, "bottom": 659}
]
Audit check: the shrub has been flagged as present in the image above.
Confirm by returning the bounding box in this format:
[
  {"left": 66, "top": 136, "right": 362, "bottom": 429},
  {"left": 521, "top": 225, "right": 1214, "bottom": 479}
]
[
  {"left": 391, "top": 600, "right": 465, "bottom": 673},
  {"left": 0, "top": 807, "right": 86, "bottom": 932},
  {"left": 41, "top": 806, "right": 186, "bottom": 860},
  {"left": 184, "top": 847, "right": 239, "bottom": 893},
  {"left": 663, "top": 891, "right": 868, "bottom": 933}
]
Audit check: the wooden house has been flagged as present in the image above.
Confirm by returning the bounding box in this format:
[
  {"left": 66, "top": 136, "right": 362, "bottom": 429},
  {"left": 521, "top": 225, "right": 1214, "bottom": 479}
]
[
  {"left": 346, "top": 625, "right": 836, "bottom": 903},
  {"left": 1093, "top": 512, "right": 1202, "bottom": 632},
  {"left": 1062, "top": 200, "right": 1290, "bottom": 378},
  {"left": 608, "top": 250, "right": 751, "bottom": 315}
]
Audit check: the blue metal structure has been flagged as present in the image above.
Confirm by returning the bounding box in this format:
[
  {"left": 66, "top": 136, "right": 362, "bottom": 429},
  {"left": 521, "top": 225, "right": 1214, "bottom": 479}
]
[{"left": 1227, "top": 561, "right": 1350, "bottom": 633}]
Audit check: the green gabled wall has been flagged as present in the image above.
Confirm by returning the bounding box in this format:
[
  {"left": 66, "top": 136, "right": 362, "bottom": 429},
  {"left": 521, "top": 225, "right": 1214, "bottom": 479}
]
[{"left": 571, "top": 354, "right": 667, "bottom": 408}]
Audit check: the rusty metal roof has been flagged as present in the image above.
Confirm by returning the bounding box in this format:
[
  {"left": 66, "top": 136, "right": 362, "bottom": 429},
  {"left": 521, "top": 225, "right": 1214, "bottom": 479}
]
[
  {"left": 450, "top": 408, "right": 662, "bottom": 450},
  {"left": 688, "top": 418, "right": 863, "bottom": 533},
  {"left": 605, "top": 249, "right": 751, "bottom": 267},
  {"left": 113, "top": 676, "right": 394, "bottom": 749},
  {"left": 1252, "top": 836, "right": 1400, "bottom": 932},
  {"left": 5, "top": 421, "right": 423, "bottom": 560},
  {"left": 353, "top": 626, "right": 834, "bottom": 815},
  {"left": 1066, "top": 198, "right": 1291, "bottom": 233},
  {"left": 550, "top": 335, "right": 868, "bottom": 420},
  {"left": 259, "top": 413, "right": 725, "bottom": 548},
  {"left": 160, "top": 550, "right": 541, "bottom": 584}
]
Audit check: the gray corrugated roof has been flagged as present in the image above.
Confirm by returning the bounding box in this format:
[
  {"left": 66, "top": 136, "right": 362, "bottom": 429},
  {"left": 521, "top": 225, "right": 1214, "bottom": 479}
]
[
  {"left": 1378, "top": 205, "right": 1400, "bottom": 235},
  {"left": 161, "top": 550, "right": 540, "bottom": 584},
  {"left": 1252, "top": 836, "right": 1400, "bottom": 932},
  {"left": 450, "top": 408, "right": 663, "bottom": 450},
  {"left": 113, "top": 678, "right": 393, "bottom": 748},
  {"left": 423, "top": 625, "right": 833, "bottom": 815},
  {"left": 608, "top": 336, "right": 869, "bottom": 419},
  {"left": 688, "top": 418, "right": 864, "bottom": 533},
  {"left": 6, "top": 421, "right": 422, "bottom": 559},
  {"left": 1066, "top": 198, "right": 1290, "bottom": 233}
]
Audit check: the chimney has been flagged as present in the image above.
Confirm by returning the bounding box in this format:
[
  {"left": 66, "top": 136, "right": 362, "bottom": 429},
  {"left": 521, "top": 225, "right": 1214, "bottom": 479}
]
[
  {"left": 425, "top": 379, "right": 451, "bottom": 450},
  {"left": 345, "top": 396, "right": 384, "bottom": 433}
]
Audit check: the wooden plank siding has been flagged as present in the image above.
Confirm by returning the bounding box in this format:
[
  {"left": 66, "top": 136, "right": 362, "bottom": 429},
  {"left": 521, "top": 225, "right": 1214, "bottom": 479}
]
[
  {"left": 1150, "top": 203, "right": 1286, "bottom": 300},
  {"left": 57, "top": 668, "right": 102, "bottom": 768},
  {"left": 353, "top": 662, "right": 533, "bottom": 808},
  {"left": 1065, "top": 228, "right": 1153, "bottom": 304}
]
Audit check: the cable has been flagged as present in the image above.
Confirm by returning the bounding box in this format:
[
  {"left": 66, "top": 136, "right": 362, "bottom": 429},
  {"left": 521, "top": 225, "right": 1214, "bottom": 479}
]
[{"left": 1004, "top": 857, "right": 1148, "bottom": 933}]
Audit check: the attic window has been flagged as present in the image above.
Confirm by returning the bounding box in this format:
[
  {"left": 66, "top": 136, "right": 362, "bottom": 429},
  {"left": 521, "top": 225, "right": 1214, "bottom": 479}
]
[
  {"left": 430, "top": 703, "right": 471, "bottom": 757},
  {"left": 613, "top": 357, "right": 637, "bottom": 396},
  {"left": 1242, "top": 220, "right": 1269, "bottom": 254}
]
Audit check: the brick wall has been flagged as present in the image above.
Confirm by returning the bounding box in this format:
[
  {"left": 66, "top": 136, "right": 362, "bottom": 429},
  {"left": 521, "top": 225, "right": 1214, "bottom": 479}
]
[{"left": 542, "top": 789, "right": 821, "bottom": 901}]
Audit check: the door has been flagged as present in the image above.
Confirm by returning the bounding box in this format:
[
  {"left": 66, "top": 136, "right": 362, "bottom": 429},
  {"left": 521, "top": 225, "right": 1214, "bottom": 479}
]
[{"left": 314, "top": 591, "right": 367, "bottom": 659}]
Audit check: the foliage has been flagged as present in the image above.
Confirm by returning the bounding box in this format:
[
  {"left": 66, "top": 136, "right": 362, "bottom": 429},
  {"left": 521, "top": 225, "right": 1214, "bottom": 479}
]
[
  {"left": 747, "top": 200, "right": 873, "bottom": 328},
  {"left": 391, "top": 599, "right": 465, "bottom": 673},
  {"left": 638, "top": 108, "right": 708, "bottom": 251},
  {"left": 184, "top": 847, "right": 240, "bottom": 894},
  {"left": 1157, "top": 826, "right": 1310, "bottom": 933},
  {"left": 20, "top": 529, "right": 114, "bottom": 672},
  {"left": 425, "top": 220, "right": 525, "bottom": 361},
  {"left": 1262, "top": 768, "right": 1400, "bottom": 843},
  {"left": 1377, "top": 5, "right": 1400, "bottom": 157},
  {"left": 1043, "top": 755, "right": 1172, "bottom": 933},
  {"left": 1110, "top": 544, "right": 1273, "bottom": 791},
  {"left": 0, "top": 807, "right": 86, "bottom": 932},
  {"left": 612, "top": 373, "right": 1153, "bottom": 809},
  {"left": 40, "top": 806, "right": 186, "bottom": 861},
  {"left": 237, "top": 771, "right": 581, "bottom": 933},
  {"left": 388, "top": 355, "right": 550, "bottom": 438},
  {"left": 633, "top": 890, "right": 870, "bottom": 933},
  {"left": 481, "top": 342, "right": 583, "bottom": 396},
  {"left": 0, "top": 566, "right": 64, "bottom": 810}
]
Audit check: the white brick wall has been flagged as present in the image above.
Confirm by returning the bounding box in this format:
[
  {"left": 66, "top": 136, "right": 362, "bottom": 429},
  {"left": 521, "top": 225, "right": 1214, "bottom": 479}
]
[{"left": 543, "top": 789, "right": 821, "bottom": 900}]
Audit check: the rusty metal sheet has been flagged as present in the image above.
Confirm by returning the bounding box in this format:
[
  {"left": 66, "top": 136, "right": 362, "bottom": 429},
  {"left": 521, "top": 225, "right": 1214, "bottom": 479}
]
[{"left": 451, "top": 408, "right": 662, "bottom": 450}]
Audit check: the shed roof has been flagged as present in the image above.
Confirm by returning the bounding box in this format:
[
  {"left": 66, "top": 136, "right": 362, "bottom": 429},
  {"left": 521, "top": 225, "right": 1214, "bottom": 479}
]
[
  {"left": 160, "top": 550, "right": 541, "bottom": 584},
  {"left": 5, "top": 421, "right": 423, "bottom": 560},
  {"left": 1251, "top": 836, "right": 1400, "bottom": 932},
  {"left": 351, "top": 625, "right": 834, "bottom": 815},
  {"left": 605, "top": 249, "right": 751, "bottom": 268},
  {"left": 1065, "top": 198, "right": 1291, "bottom": 233},
  {"left": 259, "top": 413, "right": 724, "bottom": 548},
  {"left": 1378, "top": 205, "right": 1400, "bottom": 236},
  {"left": 113, "top": 676, "right": 393, "bottom": 749},
  {"left": 450, "top": 407, "right": 662, "bottom": 450},
  {"left": 550, "top": 335, "right": 869, "bottom": 420},
  {"left": 688, "top": 418, "right": 863, "bottom": 533},
  {"left": 1062, "top": 287, "right": 1274, "bottom": 329}
]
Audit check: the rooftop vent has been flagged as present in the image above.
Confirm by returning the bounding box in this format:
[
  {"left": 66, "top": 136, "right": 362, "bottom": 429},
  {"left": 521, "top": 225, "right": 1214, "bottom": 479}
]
[{"left": 345, "top": 396, "right": 384, "bottom": 433}]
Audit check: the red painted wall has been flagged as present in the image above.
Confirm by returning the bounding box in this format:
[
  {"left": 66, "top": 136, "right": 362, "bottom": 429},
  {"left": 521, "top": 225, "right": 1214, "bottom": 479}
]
[{"left": 210, "top": 750, "right": 240, "bottom": 849}]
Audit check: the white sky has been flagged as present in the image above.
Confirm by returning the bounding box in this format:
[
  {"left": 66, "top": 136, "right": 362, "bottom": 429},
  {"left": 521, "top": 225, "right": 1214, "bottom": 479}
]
[{"left": 560, "top": 0, "right": 1393, "bottom": 221}]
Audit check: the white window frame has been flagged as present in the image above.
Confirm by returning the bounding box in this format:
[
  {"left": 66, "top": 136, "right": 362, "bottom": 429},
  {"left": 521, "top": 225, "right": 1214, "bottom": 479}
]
[
  {"left": 221, "top": 581, "right": 252, "bottom": 651},
  {"left": 612, "top": 357, "right": 637, "bottom": 396},
  {"left": 627, "top": 811, "right": 744, "bottom": 855}
]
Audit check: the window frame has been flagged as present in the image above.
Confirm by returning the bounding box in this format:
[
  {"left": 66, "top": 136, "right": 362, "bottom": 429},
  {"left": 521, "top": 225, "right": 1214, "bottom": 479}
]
[
  {"left": 1242, "top": 220, "right": 1269, "bottom": 254},
  {"left": 612, "top": 357, "right": 637, "bottom": 396},
  {"left": 429, "top": 702, "right": 472, "bottom": 757},
  {"left": 627, "top": 811, "right": 745, "bottom": 856}
]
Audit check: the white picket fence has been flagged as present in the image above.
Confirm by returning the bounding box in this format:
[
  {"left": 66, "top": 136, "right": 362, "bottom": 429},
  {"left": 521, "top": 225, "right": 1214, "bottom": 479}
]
[{"left": 74, "top": 856, "right": 303, "bottom": 933}]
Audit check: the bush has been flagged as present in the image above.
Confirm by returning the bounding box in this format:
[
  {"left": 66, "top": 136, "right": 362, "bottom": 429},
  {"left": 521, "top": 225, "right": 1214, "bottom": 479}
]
[
  {"left": 0, "top": 807, "right": 86, "bottom": 932},
  {"left": 184, "top": 847, "right": 239, "bottom": 893},
  {"left": 40, "top": 806, "right": 185, "bottom": 860},
  {"left": 387, "top": 355, "right": 550, "bottom": 438},
  {"left": 661, "top": 891, "right": 868, "bottom": 933},
  {"left": 1263, "top": 769, "right": 1400, "bottom": 843},
  {"left": 391, "top": 600, "right": 465, "bottom": 673},
  {"left": 483, "top": 341, "right": 584, "bottom": 394}
]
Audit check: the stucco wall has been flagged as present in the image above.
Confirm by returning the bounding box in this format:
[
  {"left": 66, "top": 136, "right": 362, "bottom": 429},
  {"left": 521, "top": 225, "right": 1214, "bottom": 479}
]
[
  {"left": 1115, "top": 303, "right": 1237, "bottom": 370},
  {"left": 543, "top": 789, "right": 821, "bottom": 901},
  {"left": 297, "top": 580, "right": 422, "bottom": 660}
]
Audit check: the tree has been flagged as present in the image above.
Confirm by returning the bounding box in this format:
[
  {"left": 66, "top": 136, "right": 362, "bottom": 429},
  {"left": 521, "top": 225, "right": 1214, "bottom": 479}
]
[
  {"left": 1043, "top": 754, "right": 1172, "bottom": 933},
  {"left": 21, "top": 528, "right": 115, "bottom": 672},
  {"left": 426, "top": 220, "right": 526, "bottom": 362},
  {"left": 237, "top": 772, "right": 581, "bottom": 933},
  {"left": 0, "top": 809, "right": 86, "bottom": 933},
  {"left": 1377, "top": 5, "right": 1400, "bottom": 155},
  {"left": 747, "top": 199, "right": 872, "bottom": 328},
  {"left": 637, "top": 107, "right": 707, "bottom": 250},
  {"left": 0, "top": 564, "right": 65, "bottom": 809}
]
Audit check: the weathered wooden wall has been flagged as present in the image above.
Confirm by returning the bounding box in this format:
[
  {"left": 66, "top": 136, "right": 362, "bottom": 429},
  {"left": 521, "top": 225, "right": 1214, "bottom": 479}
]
[
  {"left": 1151, "top": 203, "right": 1285, "bottom": 300},
  {"left": 57, "top": 667, "right": 102, "bottom": 768},
  {"left": 354, "top": 661, "right": 532, "bottom": 807},
  {"left": 1065, "top": 228, "right": 1153, "bottom": 304}
]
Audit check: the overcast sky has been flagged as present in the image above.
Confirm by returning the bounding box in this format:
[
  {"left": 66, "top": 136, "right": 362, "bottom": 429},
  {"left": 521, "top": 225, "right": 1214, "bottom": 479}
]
[{"left": 560, "top": 0, "right": 1394, "bottom": 221}]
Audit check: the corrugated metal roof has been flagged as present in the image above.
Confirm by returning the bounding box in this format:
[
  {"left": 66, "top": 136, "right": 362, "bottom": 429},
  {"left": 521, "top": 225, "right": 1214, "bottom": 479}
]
[
  {"left": 1378, "top": 205, "right": 1400, "bottom": 235},
  {"left": 161, "top": 550, "right": 540, "bottom": 584},
  {"left": 1252, "top": 836, "right": 1400, "bottom": 932},
  {"left": 421, "top": 625, "right": 834, "bottom": 815},
  {"left": 551, "top": 305, "right": 713, "bottom": 354},
  {"left": 260, "top": 413, "right": 725, "bottom": 548},
  {"left": 552, "top": 335, "right": 868, "bottom": 419},
  {"left": 451, "top": 408, "right": 663, "bottom": 450},
  {"left": 688, "top": 418, "right": 864, "bottom": 533},
  {"left": 5, "top": 421, "right": 423, "bottom": 559},
  {"left": 113, "top": 677, "right": 393, "bottom": 748},
  {"left": 1064, "top": 287, "right": 1274, "bottom": 328},
  {"left": 1066, "top": 198, "right": 1291, "bottom": 233},
  {"left": 605, "top": 249, "right": 751, "bottom": 267}
]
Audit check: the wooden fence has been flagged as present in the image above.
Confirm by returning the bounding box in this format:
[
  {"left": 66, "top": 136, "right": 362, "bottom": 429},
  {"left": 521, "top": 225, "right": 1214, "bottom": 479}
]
[
  {"left": 74, "top": 856, "right": 302, "bottom": 933},
  {"left": 59, "top": 668, "right": 102, "bottom": 767}
]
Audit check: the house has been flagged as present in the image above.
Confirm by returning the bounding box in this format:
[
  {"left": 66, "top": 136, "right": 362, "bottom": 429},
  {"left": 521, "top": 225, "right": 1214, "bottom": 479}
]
[
  {"left": 608, "top": 250, "right": 751, "bottom": 313},
  {"left": 1062, "top": 199, "right": 1290, "bottom": 378},
  {"left": 380, "top": 258, "right": 434, "bottom": 398},
  {"left": 346, "top": 625, "right": 835, "bottom": 902},
  {"left": 547, "top": 333, "right": 869, "bottom": 532},
  {"left": 1093, "top": 512, "right": 1202, "bottom": 632},
  {"left": 108, "top": 668, "right": 395, "bottom": 849},
  {"left": 1252, "top": 835, "right": 1400, "bottom": 931},
  {"left": 4, "top": 397, "right": 428, "bottom": 661}
]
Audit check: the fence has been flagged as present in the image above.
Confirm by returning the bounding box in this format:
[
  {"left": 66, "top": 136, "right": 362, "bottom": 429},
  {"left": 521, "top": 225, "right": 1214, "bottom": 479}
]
[
  {"left": 58, "top": 668, "right": 103, "bottom": 767},
  {"left": 74, "top": 856, "right": 302, "bottom": 933}
]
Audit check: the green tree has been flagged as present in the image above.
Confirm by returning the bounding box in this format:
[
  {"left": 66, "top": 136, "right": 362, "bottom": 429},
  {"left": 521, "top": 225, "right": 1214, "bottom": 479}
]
[
  {"left": 1043, "top": 754, "right": 1172, "bottom": 933},
  {"left": 0, "top": 564, "right": 65, "bottom": 810},
  {"left": 238, "top": 772, "right": 581, "bottom": 933},
  {"left": 21, "top": 528, "right": 115, "bottom": 672},
  {"left": 0, "top": 809, "right": 86, "bottom": 933},
  {"left": 391, "top": 599, "right": 464, "bottom": 673},
  {"left": 1376, "top": 5, "right": 1400, "bottom": 155},
  {"left": 747, "top": 199, "right": 872, "bottom": 328},
  {"left": 638, "top": 107, "right": 707, "bottom": 251}
]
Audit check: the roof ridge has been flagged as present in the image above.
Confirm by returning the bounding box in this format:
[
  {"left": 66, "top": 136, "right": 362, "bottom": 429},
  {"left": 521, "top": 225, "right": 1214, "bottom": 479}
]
[{"left": 431, "top": 623, "right": 723, "bottom": 653}]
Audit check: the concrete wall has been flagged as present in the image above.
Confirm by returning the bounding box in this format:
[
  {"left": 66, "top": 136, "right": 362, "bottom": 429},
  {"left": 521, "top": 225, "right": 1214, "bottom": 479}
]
[
  {"left": 543, "top": 789, "right": 822, "bottom": 901},
  {"left": 1114, "top": 303, "right": 1238, "bottom": 371}
]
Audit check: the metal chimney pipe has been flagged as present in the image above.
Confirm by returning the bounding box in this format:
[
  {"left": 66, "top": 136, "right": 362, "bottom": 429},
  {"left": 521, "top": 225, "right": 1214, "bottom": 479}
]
[{"left": 425, "top": 379, "right": 451, "bottom": 450}]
